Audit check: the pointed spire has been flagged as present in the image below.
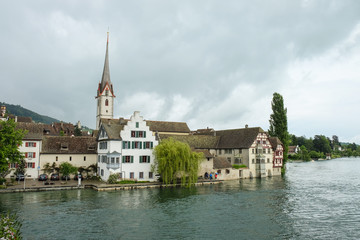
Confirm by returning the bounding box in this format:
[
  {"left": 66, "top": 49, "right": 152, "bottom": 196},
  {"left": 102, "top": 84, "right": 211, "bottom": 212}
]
[{"left": 99, "top": 31, "right": 113, "bottom": 95}]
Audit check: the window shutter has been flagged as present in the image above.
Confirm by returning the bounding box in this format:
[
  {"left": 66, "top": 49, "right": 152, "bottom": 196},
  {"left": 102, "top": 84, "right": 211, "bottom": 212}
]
[
  {"left": 132, "top": 141, "right": 134, "bottom": 149},
  {"left": 122, "top": 156, "right": 125, "bottom": 163},
  {"left": 34, "top": 153, "right": 36, "bottom": 158},
  {"left": 140, "top": 142, "right": 142, "bottom": 149},
  {"left": 26, "top": 142, "right": 28, "bottom": 147},
  {"left": 122, "top": 141, "right": 125, "bottom": 148},
  {"left": 25, "top": 163, "right": 27, "bottom": 168},
  {"left": 15, "top": 164, "right": 18, "bottom": 168},
  {"left": 136, "top": 131, "right": 139, "bottom": 138},
  {"left": 147, "top": 156, "right": 150, "bottom": 163},
  {"left": 34, "top": 142, "right": 36, "bottom": 147},
  {"left": 32, "top": 163, "right": 35, "bottom": 168},
  {"left": 144, "top": 131, "right": 146, "bottom": 138},
  {"left": 25, "top": 153, "right": 28, "bottom": 158},
  {"left": 143, "top": 142, "right": 145, "bottom": 149},
  {"left": 131, "top": 156, "right": 134, "bottom": 163},
  {"left": 151, "top": 142, "right": 153, "bottom": 149},
  {"left": 139, "top": 156, "right": 142, "bottom": 163}
]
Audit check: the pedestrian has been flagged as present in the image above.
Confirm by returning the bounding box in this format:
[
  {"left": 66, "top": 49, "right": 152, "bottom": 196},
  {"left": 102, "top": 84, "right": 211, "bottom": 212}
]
[
  {"left": 209, "top": 173, "right": 213, "bottom": 180},
  {"left": 215, "top": 172, "right": 218, "bottom": 179}
]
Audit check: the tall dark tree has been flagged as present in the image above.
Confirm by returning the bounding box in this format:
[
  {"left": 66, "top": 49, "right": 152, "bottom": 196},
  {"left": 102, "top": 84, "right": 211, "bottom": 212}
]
[
  {"left": 74, "top": 125, "right": 82, "bottom": 136},
  {"left": 0, "top": 119, "right": 26, "bottom": 178},
  {"left": 313, "top": 135, "right": 331, "bottom": 154},
  {"left": 269, "top": 92, "right": 289, "bottom": 168}
]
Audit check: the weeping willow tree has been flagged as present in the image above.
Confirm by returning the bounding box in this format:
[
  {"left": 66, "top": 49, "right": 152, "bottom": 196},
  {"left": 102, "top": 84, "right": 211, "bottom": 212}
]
[{"left": 154, "top": 138, "right": 203, "bottom": 187}]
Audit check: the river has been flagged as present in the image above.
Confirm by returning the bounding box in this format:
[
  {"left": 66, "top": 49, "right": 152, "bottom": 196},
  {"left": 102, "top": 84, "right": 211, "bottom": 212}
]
[{"left": 1, "top": 157, "right": 360, "bottom": 239}]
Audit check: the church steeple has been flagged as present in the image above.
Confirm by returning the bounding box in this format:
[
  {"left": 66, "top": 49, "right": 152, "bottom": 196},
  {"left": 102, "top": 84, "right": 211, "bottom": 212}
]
[
  {"left": 96, "top": 31, "right": 115, "bottom": 130},
  {"left": 97, "top": 31, "right": 114, "bottom": 97}
]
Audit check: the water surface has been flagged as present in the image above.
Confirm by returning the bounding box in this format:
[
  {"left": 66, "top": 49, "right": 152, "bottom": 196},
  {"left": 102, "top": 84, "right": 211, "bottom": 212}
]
[{"left": 1, "top": 158, "right": 360, "bottom": 239}]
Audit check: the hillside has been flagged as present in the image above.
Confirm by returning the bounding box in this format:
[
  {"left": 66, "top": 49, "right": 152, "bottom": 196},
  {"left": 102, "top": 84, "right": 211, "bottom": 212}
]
[{"left": 1, "top": 102, "right": 60, "bottom": 124}]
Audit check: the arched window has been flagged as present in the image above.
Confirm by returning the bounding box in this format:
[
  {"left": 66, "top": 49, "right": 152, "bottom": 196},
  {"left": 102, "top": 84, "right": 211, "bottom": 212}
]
[{"left": 105, "top": 99, "right": 109, "bottom": 106}]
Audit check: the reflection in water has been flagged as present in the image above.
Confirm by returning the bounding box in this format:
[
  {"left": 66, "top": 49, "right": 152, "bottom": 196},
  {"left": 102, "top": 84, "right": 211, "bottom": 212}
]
[{"left": 1, "top": 158, "right": 360, "bottom": 239}]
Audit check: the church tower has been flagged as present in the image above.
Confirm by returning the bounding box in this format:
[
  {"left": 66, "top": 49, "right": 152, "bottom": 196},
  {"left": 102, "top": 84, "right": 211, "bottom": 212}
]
[{"left": 96, "top": 31, "right": 115, "bottom": 130}]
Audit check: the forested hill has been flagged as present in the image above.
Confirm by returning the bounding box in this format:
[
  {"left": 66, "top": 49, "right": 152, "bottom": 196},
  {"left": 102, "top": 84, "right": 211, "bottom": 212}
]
[{"left": 1, "top": 102, "right": 60, "bottom": 124}]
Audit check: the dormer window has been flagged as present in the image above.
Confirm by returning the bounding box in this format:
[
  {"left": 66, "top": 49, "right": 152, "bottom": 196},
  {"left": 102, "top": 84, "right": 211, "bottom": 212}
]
[{"left": 61, "top": 144, "right": 68, "bottom": 151}]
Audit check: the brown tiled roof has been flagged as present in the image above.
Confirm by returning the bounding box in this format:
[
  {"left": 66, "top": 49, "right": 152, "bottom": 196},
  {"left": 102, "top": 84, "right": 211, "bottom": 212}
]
[
  {"left": 269, "top": 137, "right": 283, "bottom": 151},
  {"left": 159, "top": 134, "right": 219, "bottom": 149},
  {"left": 98, "top": 118, "right": 128, "bottom": 140},
  {"left": 15, "top": 122, "right": 44, "bottom": 140},
  {"left": 213, "top": 157, "right": 232, "bottom": 169},
  {"left": 288, "top": 146, "right": 297, "bottom": 153},
  {"left": 194, "top": 149, "right": 213, "bottom": 158},
  {"left": 204, "top": 127, "right": 265, "bottom": 149},
  {"left": 8, "top": 115, "right": 33, "bottom": 123},
  {"left": 146, "top": 120, "right": 190, "bottom": 133},
  {"left": 41, "top": 136, "right": 97, "bottom": 154}
]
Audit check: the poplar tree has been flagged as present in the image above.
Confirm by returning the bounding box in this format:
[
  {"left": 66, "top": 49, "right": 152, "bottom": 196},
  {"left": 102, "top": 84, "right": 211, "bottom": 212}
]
[
  {"left": 154, "top": 138, "right": 203, "bottom": 187},
  {"left": 268, "top": 92, "right": 289, "bottom": 170},
  {"left": 0, "top": 119, "right": 26, "bottom": 178}
]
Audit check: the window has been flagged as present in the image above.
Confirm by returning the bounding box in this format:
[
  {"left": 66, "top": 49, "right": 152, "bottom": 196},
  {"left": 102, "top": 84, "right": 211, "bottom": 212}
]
[
  {"left": 143, "top": 141, "right": 153, "bottom": 149},
  {"left": 139, "top": 172, "right": 144, "bottom": 179},
  {"left": 122, "top": 156, "right": 133, "bottom": 163},
  {"left": 268, "top": 149, "right": 271, "bottom": 154},
  {"left": 252, "top": 159, "right": 254, "bottom": 164},
  {"left": 267, "top": 158, "right": 270, "bottom": 163},
  {"left": 263, "top": 140, "right": 266, "bottom": 144},
  {"left": 218, "top": 149, "right": 222, "bottom": 155},
  {"left": 132, "top": 141, "right": 142, "bottom": 149},
  {"left": 227, "top": 157, "right": 231, "bottom": 163},
  {"left": 225, "top": 149, "right": 232, "bottom": 154},
  {"left": 217, "top": 170, "right": 221, "bottom": 174},
  {"left": 25, "top": 152, "right": 35, "bottom": 158},
  {"left": 119, "top": 172, "right": 122, "bottom": 179},
  {"left": 123, "top": 141, "right": 131, "bottom": 149},
  {"left": 10, "top": 163, "right": 16, "bottom": 168},
  {"left": 252, "top": 149, "right": 255, "bottom": 154},
  {"left": 149, "top": 172, "right": 153, "bottom": 179},
  {"left": 69, "top": 156, "right": 72, "bottom": 161},
  {"left": 101, "top": 155, "right": 107, "bottom": 163},
  {"left": 99, "top": 142, "right": 108, "bottom": 149},
  {"left": 116, "top": 157, "right": 119, "bottom": 164},
  {"left": 234, "top": 158, "right": 241, "bottom": 164},
  {"left": 226, "top": 169, "right": 230, "bottom": 174},
  {"left": 84, "top": 156, "right": 86, "bottom": 161},
  {"left": 130, "top": 172, "right": 134, "bottom": 179},
  {"left": 136, "top": 122, "right": 139, "bottom": 128},
  {"left": 139, "top": 156, "right": 150, "bottom": 163},
  {"left": 239, "top": 149, "right": 242, "bottom": 154},
  {"left": 257, "top": 140, "right": 260, "bottom": 144},
  {"left": 27, "top": 162, "right": 35, "bottom": 168},
  {"left": 56, "top": 156, "right": 58, "bottom": 162},
  {"left": 111, "top": 157, "right": 115, "bottom": 164},
  {"left": 101, "top": 169, "right": 104, "bottom": 176},
  {"left": 26, "top": 142, "right": 36, "bottom": 147},
  {"left": 105, "top": 99, "right": 109, "bottom": 106},
  {"left": 131, "top": 131, "right": 146, "bottom": 138}
]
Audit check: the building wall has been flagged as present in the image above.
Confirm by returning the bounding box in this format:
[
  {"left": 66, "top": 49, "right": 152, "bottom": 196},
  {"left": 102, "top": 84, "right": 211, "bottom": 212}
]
[
  {"left": 6, "top": 139, "right": 41, "bottom": 179},
  {"left": 98, "top": 111, "right": 158, "bottom": 182},
  {"left": 40, "top": 154, "right": 97, "bottom": 174}
]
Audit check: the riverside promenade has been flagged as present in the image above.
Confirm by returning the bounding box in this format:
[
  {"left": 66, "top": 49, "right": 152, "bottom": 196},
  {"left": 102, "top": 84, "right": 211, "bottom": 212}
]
[{"left": 0, "top": 179, "right": 222, "bottom": 193}]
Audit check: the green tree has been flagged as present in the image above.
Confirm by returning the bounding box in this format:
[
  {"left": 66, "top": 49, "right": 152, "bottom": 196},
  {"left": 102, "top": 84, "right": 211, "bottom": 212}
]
[
  {"left": 268, "top": 92, "right": 289, "bottom": 169},
  {"left": 14, "top": 159, "right": 26, "bottom": 176},
  {"left": 299, "top": 146, "right": 311, "bottom": 161},
  {"left": 154, "top": 138, "right": 203, "bottom": 187},
  {"left": 0, "top": 119, "right": 26, "bottom": 178},
  {"left": 74, "top": 125, "right": 82, "bottom": 136},
  {"left": 59, "top": 162, "right": 77, "bottom": 182},
  {"left": 313, "top": 135, "right": 331, "bottom": 154}
]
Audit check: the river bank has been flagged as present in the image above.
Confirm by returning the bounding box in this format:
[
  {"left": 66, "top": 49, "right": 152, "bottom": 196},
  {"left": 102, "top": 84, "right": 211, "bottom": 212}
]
[{"left": 0, "top": 179, "right": 222, "bottom": 193}]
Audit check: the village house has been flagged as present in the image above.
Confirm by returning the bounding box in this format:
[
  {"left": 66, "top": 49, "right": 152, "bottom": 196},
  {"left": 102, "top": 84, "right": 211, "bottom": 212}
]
[{"left": 96, "top": 111, "right": 191, "bottom": 181}]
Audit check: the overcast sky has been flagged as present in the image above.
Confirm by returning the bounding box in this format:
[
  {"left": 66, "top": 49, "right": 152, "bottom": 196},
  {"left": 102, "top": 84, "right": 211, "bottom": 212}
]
[{"left": 1, "top": 0, "right": 360, "bottom": 143}]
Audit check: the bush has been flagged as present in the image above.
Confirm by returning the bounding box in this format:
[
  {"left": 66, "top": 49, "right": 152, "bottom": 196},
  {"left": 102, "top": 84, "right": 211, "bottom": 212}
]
[
  {"left": 0, "top": 178, "right": 6, "bottom": 185},
  {"left": 0, "top": 212, "right": 22, "bottom": 239},
  {"left": 232, "top": 164, "right": 247, "bottom": 169},
  {"left": 107, "top": 174, "right": 119, "bottom": 184}
]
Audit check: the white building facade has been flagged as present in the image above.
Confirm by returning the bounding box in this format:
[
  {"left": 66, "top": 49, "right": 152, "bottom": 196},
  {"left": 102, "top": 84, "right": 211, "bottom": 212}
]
[{"left": 97, "top": 111, "right": 158, "bottom": 182}]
